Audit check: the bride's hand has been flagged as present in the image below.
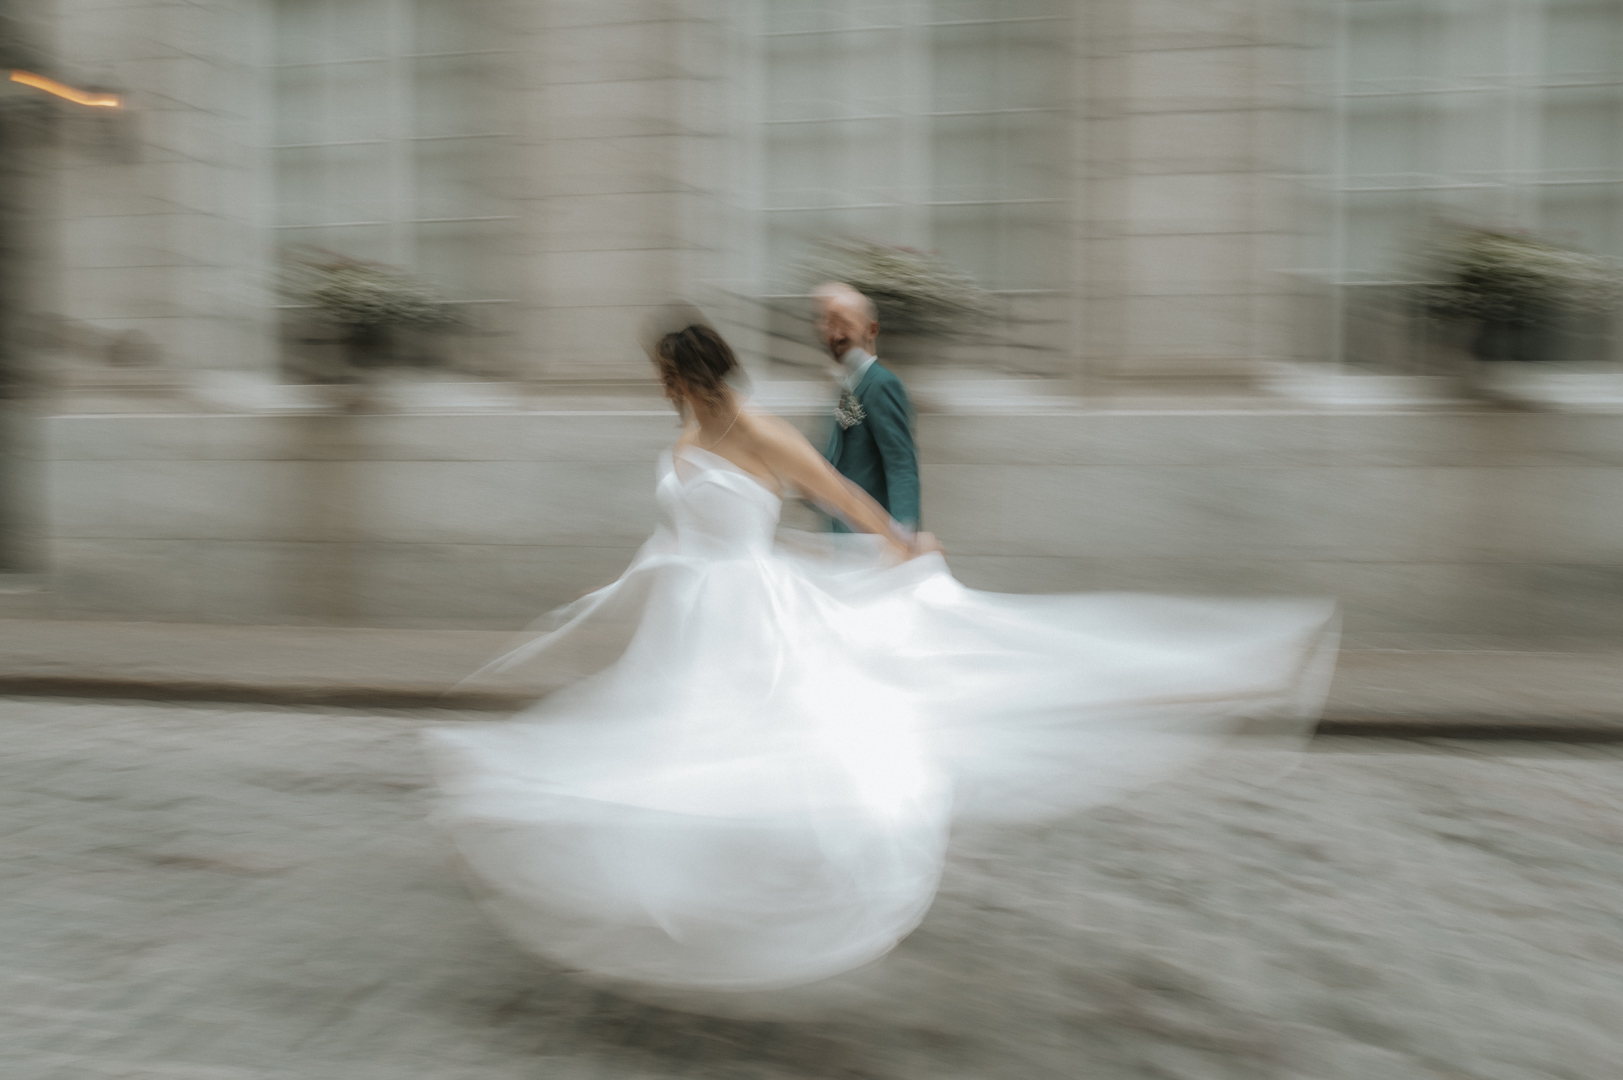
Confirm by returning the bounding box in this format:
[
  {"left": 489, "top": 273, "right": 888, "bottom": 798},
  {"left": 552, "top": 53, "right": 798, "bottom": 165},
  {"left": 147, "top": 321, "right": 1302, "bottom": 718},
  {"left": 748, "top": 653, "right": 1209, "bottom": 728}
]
[
  {"left": 911, "top": 532, "right": 943, "bottom": 558},
  {"left": 881, "top": 536, "right": 914, "bottom": 564},
  {"left": 882, "top": 531, "right": 942, "bottom": 563}
]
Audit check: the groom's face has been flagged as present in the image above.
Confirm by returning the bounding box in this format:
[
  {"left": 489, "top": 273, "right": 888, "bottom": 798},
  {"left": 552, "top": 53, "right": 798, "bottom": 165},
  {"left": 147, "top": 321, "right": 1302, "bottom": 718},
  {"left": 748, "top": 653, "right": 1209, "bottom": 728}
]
[{"left": 816, "top": 298, "right": 879, "bottom": 362}]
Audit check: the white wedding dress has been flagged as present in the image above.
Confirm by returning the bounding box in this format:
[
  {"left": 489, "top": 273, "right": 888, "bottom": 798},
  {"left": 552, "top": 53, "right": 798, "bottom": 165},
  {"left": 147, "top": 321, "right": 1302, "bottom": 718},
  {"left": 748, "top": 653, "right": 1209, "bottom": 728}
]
[{"left": 426, "top": 445, "right": 1338, "bottom": 992}]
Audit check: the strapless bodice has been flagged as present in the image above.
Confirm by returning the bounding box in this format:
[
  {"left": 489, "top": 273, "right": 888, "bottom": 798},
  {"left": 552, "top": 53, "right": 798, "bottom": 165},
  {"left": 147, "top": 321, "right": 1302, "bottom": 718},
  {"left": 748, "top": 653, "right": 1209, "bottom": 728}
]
[{"left": 655, "top": 446, "right": 782, "bottom": 559}]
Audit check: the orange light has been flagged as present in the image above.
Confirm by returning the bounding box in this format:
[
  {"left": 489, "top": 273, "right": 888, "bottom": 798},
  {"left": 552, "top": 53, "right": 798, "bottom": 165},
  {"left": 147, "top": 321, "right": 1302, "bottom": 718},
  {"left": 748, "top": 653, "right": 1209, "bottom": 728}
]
[{"left": 9, "top": 69, "right": 122, "bottom": 108}]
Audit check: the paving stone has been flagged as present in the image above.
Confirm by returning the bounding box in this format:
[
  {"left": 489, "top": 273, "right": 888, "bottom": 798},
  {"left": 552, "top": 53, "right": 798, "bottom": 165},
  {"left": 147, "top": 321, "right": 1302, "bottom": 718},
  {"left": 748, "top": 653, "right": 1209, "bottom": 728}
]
[{"left": 2, "top": 701, "right": 1622, "bottom": 1078}]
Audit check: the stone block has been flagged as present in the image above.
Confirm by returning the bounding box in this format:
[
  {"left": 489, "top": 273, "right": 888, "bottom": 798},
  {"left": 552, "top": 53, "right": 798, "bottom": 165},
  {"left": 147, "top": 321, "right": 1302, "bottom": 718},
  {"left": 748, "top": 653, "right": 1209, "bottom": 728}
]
[
  {"left": 530, "top": 0, "right": 700, "bottom": 31},
  {"left": 523, "top": 303, "right": 687, "bottom": 375},
  {"left": 1127, "top": 47, "right": 1268, "bottom": 114},
  {"left": 918, "top": 414, "right": 1102, "bottom": 466},
  {"left": 150, "top": 0, "right": 230, "bottom": 64},
  {"left": 119, "top": 54, "right": 221, "bottom": 113},
  {"left": 1524, "top": 565, "right": 1623, "bottom": 639},
  {"left": 1293, "top": 561, "right": 1530, "bottom": 638},
  {"left": 531, "top": 134, "right": 686, "bottom": 196},
  {"left": 923, "top": 463, "right": 1327, "bottom": 561},
  {"left": 1123, "top": 173, "right": 1258, "bottom": 235},
  {"left": 140, "top": 107, "right": 229, "bottom": 164},
  {"left": 42, "top": 415, "right": 213, "bottom": 462},
  {"left": 1127, "top": 110, "right": 1258, "bottom": 175},
  {"left": 42, "top": 460, "right": 126, "bottom": 536},
  {"left": 194, "top": 540, "right": 327, "bottom": 621},
  {"left": 539, "top": 192, "right": 688, "bottom": 252},
  {"left": 1499, "top": 467, "right": 1623, "bottom": 564},
  {"left": 1129, "top": 0, "right": 1267, "bottom": 50},
  {"left": 1309, "top": 466, "right": 1494, "bottom": 563},
  {"left": 341, "top": 460, "right": 545, "bottom": 546},
  {"left": 163, "top": 159, "right": 247, "bottom": 217},
  {"left": 1124, "top": 233, "right": 1261, "bottom": 296},
  {"left": 351, "top": 542, "right": 639, "bottom": 621},
  {"left": 1320, "top": 413, "right": 1523, "bottom": 468},
  {"left": 1124, "top": 294, "right": 1255, "bottom": 357},
  {"left": 59, "top": 267, "right": 184, "bottom": 321},
  {"left": 1083, "top": 412, "right": 1333, "bottom": 466},
  {"left": 538, "top": 249, "right": 686, "bottom": 309},
  {"left": 346, "top": 412, "right": 678, "bottom": 464},
  {"left": 349, "top": 460, "right": 657, "bottom": 546},
  {"left": 47, "top": 459, "right": 307, "bottom": 542},
  {"left": 543, "top": 78, "right": 691, "bottom": 140},
  {"left": 939, "top": 554, "right": 1102, "bottom": 594},
  {"left": 49, "top": 537, "right": 208, "bottom": 618},
  {"left": 60, "top": 3, "right": 177, "bottom": 62},
  {"left": 541, "top": 20, "right": 689, "bottom": 85},
  {"left": 57, "top": 163, "right": 176, "bottom": 218},
  {"left": 1520, "top": 413, "right": 1623, "bottom": 466},
  {"left": 59, "top": 214, "right": 177, "bottom": 271},
  {"left": 165, "top": 214, "right": 243, "bottom": 268}
]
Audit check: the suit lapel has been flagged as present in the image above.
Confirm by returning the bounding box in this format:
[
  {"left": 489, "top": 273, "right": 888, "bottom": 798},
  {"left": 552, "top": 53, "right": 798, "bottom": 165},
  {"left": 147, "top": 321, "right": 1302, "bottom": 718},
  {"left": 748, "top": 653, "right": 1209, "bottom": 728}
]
[
  {"left": 827, "top": 363, "right": 883, "bottom": 464},
  {"left": 851, "top": 361, "right": 883, "bottom": 400}
]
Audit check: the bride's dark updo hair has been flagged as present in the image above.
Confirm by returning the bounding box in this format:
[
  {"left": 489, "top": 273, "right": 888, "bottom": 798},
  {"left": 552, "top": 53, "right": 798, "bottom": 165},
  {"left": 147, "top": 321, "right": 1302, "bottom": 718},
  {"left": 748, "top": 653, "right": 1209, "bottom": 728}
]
[{"left": 652, "top": 324, "right": 738, "bottom": 409}]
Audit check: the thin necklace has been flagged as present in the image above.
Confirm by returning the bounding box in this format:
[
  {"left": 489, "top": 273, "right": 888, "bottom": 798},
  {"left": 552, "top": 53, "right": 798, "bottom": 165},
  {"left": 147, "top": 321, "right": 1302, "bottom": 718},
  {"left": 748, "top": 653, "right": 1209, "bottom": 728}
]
[{"left": 699, "top": 407, "right": 741, "bottom": 449}]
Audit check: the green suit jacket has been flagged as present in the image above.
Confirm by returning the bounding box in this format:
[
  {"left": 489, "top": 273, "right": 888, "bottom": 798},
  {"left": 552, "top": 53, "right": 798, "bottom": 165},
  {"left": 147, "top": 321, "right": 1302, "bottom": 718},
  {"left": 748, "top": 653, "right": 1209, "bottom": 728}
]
[{"left": 824, "top": 361, "right": 920, "bottom": 530}]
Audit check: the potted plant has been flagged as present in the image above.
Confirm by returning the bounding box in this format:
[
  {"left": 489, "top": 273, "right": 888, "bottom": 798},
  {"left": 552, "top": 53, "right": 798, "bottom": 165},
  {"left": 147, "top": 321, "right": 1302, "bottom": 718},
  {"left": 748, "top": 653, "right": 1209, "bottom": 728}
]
[
  {"left": 800, "top": 240, "right": 992, "bottom": 363},
  {"left": 1423, "top": 227, "right": 1622, "bottom": 369},
  {"left": 279, "top": 253, "right": 463, "bottom": 408}
]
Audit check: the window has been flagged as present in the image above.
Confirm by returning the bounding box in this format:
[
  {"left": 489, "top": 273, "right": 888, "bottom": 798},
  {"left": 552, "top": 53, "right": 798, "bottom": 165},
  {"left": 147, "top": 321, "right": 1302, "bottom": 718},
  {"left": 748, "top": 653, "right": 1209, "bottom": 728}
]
[
  {"left": 271, "top": 0, "right": 513, "bottom": 372},
  {"left": 744, "top": 0, "right": 1072, "bottom": 371},
  {"left": 1318, "top": 0, "right": 1623, "bottom": 370}
]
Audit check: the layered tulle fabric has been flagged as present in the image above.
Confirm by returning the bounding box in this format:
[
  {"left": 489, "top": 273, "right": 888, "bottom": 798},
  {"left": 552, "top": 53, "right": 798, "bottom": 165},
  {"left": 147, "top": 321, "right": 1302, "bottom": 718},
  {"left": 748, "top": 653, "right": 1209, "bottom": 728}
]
[{"left": 425, "top": 446, "right": 1338, "bottom": 991}]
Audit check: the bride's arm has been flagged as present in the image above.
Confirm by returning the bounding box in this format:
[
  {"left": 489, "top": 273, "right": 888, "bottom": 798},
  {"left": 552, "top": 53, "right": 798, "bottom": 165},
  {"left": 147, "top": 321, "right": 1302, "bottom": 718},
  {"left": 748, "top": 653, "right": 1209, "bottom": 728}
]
[{"left": 742, "top": 413, "right": 937, "bottom": 559}]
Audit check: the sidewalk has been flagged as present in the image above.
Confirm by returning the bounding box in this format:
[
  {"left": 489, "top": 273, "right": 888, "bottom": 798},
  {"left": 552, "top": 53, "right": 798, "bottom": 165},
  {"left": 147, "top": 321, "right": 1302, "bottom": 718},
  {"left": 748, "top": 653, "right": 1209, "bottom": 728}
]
[{"left": 1, "top": 618, "right": 1620, "bottom": 737}]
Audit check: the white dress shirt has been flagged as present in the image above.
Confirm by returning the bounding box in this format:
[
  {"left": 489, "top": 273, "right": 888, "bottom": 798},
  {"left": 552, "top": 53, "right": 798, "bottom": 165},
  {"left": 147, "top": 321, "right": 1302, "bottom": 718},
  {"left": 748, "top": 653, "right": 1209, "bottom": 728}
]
[{"left": 836, "top": 347, "right": 877, "bottom": 393}]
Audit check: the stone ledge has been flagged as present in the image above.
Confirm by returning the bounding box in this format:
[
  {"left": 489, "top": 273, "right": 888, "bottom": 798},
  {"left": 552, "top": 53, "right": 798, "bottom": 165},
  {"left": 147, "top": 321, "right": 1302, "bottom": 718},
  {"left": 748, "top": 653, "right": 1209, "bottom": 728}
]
[{"left": 1, "top": 618, "right": 1620, "bottom": 736}]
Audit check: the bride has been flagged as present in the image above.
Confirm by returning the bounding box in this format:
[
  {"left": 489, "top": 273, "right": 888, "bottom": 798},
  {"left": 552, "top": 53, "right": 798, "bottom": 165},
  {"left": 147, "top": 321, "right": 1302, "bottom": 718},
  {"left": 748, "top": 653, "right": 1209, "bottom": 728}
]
[{"left": 425, "top": 320, "right": 1338, "bottom": 994}]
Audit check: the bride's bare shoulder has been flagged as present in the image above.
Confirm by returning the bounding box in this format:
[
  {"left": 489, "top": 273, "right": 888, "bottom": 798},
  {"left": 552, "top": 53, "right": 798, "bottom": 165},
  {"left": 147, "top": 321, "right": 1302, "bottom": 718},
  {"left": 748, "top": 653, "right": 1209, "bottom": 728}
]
[
  {"left": 738, "top": 409, "right": 810, "bottom": 447},
  {"left": 741, "top": 411, "right": 826, "bottom": 467}
]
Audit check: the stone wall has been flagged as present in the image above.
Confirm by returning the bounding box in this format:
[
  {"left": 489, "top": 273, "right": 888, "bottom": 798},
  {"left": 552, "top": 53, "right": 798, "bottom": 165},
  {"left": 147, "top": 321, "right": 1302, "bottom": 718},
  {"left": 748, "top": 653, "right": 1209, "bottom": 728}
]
[
  {"left": 46, "top": 0, "right": 277, "bottom": 376},
  {"left": 514, "top": 0, "right": 732, "bottom": 382},
  {"left": 31, "top": 0, "right": 1326, "bottom": 391},
  {"left": 1080, "top": 0, "right": 1316, "bottom": 385},
  {"left": 20, "top": 406, "right": 1623, "bottom": 644}
]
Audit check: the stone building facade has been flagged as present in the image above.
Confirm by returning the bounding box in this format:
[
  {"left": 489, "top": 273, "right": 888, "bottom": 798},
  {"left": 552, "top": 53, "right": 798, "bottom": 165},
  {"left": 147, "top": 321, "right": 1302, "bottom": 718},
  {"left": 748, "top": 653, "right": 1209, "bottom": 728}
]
[
  {"left": 4, "top": 0, "right": 1623, "bottom": 641},
  {"left": 26, "top": 0, "right": 1331, "bottom": 391}
]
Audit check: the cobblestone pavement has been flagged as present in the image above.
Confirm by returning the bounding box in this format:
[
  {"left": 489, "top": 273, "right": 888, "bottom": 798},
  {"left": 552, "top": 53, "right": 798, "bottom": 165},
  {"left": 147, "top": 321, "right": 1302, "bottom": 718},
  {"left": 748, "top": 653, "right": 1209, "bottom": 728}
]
[{"left": 3, "top": 699, "right": 1622, "bottom": 1080}]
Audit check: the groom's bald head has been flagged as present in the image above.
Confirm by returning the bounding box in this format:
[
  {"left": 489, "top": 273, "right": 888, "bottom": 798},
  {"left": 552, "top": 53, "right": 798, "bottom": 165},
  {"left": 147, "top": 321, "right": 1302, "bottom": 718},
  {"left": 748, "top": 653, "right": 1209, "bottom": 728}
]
[
  {"left": 814, "top": 282, "right": 879, "bottom": 360},
  {"left": 814, "top": 282, "right": 877, "bottom": 322}
]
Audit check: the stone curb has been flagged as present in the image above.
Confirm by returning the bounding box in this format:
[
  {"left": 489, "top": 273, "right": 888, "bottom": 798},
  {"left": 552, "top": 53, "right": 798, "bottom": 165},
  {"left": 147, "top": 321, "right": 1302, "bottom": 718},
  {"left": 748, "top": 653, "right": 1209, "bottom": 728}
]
[
  {"left": 0, "top": 676, "right": 531, "bottom": 711},
  {"left": 5, "top": 675, "right": 1623, "bottom": 739},
  {"left": 1316, "top": 716, "right": 1623, "bottom": 741}
]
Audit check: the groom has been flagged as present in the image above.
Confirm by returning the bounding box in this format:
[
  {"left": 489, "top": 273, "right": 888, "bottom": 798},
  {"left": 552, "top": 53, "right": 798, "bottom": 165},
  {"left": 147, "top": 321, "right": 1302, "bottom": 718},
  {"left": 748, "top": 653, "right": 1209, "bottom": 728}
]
[{"left": 814, "top": 282, "right": 920, "bottom": 533}]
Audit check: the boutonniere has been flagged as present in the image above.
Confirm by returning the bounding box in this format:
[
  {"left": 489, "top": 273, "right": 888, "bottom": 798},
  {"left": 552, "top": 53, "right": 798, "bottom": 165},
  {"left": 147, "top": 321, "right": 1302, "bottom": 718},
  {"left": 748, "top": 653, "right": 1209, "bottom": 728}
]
[{"left": 836, "top": 390, "right": 866, "bottom": 430}]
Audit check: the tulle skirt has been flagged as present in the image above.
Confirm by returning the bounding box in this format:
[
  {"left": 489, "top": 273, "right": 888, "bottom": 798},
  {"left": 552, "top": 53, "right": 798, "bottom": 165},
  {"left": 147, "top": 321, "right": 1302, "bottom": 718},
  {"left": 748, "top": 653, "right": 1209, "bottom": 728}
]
[{"left": 426, "top": 533, "right": 1338, "bottom": 991}]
